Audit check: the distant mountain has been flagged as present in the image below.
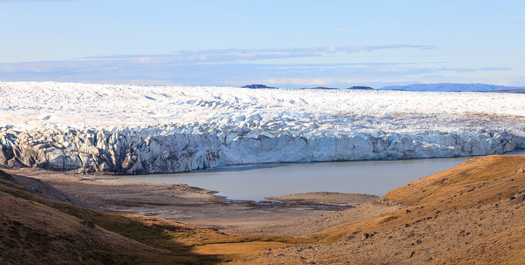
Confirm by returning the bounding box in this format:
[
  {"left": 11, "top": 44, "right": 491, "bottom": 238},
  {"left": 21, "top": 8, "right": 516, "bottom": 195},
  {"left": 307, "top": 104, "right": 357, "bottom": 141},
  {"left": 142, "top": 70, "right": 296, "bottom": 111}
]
[
  {"left": 300, "top": 86, "right": 374, "bottom": 90},
  {"left": 478, "top": 89, "right": 525, "bottom": 94},
  {"left": 345, "top": 86, "right": 374, "bottom": 90},
  {"left": 300, "top": 86, "right": 338, "bottom": 90},
  {"left": 241, "top": 84, "right": 277, "bottom": 89},
  {"left": 380, "top": 83, "right": 525, "bottom": 92}
]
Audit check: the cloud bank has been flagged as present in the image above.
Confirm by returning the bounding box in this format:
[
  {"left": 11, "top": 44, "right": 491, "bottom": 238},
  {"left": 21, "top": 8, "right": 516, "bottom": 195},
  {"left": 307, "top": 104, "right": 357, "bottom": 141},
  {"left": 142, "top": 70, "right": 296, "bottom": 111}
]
[
  {"left": 85, "top": 45, "right": 435, "bottom": 64},
  {"left": 0, "top": 44, "right": 514, "bottom": 88}
]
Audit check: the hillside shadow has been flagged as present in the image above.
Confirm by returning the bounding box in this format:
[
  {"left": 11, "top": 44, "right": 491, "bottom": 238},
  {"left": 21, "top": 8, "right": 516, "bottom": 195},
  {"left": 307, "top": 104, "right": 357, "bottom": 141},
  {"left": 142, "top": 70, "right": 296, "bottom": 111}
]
[{"left": 0, "top": 169, "right": 225, "bottom": 265}]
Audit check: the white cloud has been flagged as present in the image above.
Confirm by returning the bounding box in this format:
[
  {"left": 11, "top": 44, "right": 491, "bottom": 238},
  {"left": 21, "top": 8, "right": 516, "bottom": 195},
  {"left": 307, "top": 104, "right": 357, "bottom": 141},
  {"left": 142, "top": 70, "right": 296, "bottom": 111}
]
[
  {"left": 267, "top": 78, "right": 332, "bottom": 86},
  {"left": 0, "top": 45, "right": 519, "bottom": 88},
  {"left": 85, "top": 45, "right": 435, "bottom": 64}
]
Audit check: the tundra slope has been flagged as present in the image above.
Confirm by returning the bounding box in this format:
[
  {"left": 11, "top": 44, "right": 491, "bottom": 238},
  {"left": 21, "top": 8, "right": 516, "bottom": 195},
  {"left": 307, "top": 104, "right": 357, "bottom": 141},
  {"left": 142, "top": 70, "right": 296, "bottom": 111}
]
[{"left": 1, "top": 82, "right": 524, "bottom": 174}]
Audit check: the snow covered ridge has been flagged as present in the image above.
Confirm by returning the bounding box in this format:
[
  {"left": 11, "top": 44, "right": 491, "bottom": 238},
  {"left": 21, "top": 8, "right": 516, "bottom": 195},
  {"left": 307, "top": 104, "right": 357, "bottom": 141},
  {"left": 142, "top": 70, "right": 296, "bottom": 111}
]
[{"left": 0, "top": 81, "right": 524, "bottom": 174}]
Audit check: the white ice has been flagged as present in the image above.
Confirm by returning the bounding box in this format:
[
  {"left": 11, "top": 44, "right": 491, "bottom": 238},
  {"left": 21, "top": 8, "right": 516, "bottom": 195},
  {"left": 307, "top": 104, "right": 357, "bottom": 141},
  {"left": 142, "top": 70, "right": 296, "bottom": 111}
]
[{"left": 0, "top": 82, "right": 524, "bottom": 173}]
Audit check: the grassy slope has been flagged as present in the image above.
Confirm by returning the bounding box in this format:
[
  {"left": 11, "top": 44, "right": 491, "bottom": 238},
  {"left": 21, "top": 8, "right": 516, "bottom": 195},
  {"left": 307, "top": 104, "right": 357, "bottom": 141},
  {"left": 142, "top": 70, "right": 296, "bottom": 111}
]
[
  {"left": 1, "top": 155, "right": 524, "bottom": 264},
  {"left": 311, "top": 155, "right": 525, "bottom": 263},
  {"left": 0, "top": 170, "right": 307, "bottom": 265},
  {"left": 315, "top": 156, "right": 525, "bottom": 237}
]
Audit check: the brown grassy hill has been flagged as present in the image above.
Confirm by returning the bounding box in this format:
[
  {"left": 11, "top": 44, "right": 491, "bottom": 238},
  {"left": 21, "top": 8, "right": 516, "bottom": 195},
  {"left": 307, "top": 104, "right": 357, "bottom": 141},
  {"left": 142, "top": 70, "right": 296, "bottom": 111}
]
[
  {"left": 245, "top": 155, "right": 525, "bottom": 264},
  {"left": 316, "top": 155, "right": 525, "bottom": 238},
  {"left": 0, "top": 170, "right": 306, "bottom": 265},
  {"left": 1, "top": 155, "right": 524, "bottom": 264}
]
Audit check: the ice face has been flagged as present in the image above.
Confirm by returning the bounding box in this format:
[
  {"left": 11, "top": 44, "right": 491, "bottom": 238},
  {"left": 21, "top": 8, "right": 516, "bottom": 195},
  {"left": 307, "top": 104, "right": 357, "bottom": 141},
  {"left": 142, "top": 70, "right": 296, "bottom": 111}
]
[{"left": 0, "top": 82, "right": 524, "bottom": 173}]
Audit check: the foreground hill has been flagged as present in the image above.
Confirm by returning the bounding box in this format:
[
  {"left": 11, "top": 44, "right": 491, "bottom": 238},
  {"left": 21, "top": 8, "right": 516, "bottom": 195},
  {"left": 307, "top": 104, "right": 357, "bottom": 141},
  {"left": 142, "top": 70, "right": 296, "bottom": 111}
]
[
  {"left": 0, "top": 170, "right": 303, "bottom": 264},
  {"left": 1, "top": 155, "right": 524, "bottom": 264},
  {"left": 245, "top": 155, "right": 525, "bottom": 264}
]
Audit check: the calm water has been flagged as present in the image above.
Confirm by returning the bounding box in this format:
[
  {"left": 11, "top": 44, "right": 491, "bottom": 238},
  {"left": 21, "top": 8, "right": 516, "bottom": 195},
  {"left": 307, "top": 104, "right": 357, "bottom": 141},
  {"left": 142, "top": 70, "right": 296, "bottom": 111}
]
[{"left": 104, "top": 150, "right": 525, "bottom": 201}]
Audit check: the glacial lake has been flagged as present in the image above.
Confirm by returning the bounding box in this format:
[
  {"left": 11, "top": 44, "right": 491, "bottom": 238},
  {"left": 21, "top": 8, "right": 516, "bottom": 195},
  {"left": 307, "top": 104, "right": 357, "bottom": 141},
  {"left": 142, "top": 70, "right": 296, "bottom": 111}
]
[{"left": 104, "top": 150, "right": 525, "bottom": 201}]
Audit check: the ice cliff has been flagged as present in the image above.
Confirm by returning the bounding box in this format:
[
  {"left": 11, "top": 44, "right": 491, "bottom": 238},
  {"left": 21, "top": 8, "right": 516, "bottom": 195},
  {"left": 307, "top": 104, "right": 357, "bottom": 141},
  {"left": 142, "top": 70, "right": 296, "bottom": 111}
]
[{"left": 1, "top": 82, "right": 524, "bottom": 174}]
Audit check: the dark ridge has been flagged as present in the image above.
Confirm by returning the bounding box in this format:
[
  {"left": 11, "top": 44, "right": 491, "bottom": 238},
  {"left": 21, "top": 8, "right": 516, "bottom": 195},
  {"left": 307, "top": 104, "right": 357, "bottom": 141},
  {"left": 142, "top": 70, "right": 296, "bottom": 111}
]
[
  {"left": 241, "top": 84, "right": 277, "bottom": 89},
  {"left": 474, "top": 89, "right": 525, "bottom": 94},
  {"left": 300, "top": 87, "right": 338, "bottom": 90},
  {"left": 345, "top": 86, "right": 374, "bottom": 90}
]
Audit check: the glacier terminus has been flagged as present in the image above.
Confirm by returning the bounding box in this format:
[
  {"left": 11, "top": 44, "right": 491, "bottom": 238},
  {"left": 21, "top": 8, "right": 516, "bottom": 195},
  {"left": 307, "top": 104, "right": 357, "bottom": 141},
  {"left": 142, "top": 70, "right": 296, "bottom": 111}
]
[{"left": 0, "top": 82, "right": 524, "bottom": 174}]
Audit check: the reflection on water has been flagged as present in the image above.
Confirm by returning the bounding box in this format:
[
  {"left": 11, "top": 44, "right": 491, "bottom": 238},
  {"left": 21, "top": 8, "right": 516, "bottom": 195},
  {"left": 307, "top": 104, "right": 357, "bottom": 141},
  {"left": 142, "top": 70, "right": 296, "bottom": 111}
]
[{"left": 103, "top": 150, "right": 525, "bottom": 201}]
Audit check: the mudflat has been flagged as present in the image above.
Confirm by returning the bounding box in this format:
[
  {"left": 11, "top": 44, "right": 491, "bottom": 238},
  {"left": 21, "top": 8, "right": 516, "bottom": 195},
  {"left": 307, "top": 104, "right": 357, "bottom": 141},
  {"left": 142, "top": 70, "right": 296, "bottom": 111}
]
[{"left": 4, "top": 168, "right": 397, "bottom": 236}]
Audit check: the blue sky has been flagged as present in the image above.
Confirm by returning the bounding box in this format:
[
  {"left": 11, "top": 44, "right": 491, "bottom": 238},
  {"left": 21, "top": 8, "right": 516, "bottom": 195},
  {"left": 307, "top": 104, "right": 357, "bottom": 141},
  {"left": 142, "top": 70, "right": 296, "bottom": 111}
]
[{"left": 1, "top": 0, "right": 524, "bottom": 88}]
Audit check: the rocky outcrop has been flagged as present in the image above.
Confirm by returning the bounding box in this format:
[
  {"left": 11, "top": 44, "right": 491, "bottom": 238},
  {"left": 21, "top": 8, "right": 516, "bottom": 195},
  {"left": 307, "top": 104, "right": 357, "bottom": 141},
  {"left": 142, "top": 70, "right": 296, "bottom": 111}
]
[{"left": 0, "top": 126, "right": 522, "bottom": 174}]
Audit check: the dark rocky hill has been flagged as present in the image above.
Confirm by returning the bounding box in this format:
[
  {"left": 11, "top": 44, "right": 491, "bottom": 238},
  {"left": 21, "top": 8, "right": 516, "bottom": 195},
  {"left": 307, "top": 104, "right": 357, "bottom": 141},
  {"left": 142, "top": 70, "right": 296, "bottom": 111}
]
[
  {"left": 345, "top": 86, "right": 374, "bottom": 90},
  {"left": 241, "top": 84, "right": 277, "bottom": 89}
]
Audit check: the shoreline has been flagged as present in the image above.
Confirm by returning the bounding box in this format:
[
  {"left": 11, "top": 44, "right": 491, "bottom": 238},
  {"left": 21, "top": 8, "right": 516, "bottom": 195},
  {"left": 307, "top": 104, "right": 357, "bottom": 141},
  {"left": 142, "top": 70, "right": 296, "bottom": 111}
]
[
  {"left": 4, "top": 153, "right": 523, "bottom": 237},
  {"left": 3, "top": 167, "right": 399, "bottom": 236}
]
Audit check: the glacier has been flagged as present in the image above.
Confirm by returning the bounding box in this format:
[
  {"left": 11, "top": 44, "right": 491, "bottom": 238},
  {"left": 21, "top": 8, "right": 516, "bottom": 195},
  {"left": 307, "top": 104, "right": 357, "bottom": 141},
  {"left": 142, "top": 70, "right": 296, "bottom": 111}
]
[{"left": 1, "top": 81, "right": 524, "bottom": 174}]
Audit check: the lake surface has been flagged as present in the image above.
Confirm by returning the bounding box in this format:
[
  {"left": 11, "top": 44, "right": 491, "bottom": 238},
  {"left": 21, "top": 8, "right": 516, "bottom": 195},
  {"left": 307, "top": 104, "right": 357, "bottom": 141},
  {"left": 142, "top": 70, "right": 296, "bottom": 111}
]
[{"left": 104, "top": 150, "right": 525, "bottom": 201}]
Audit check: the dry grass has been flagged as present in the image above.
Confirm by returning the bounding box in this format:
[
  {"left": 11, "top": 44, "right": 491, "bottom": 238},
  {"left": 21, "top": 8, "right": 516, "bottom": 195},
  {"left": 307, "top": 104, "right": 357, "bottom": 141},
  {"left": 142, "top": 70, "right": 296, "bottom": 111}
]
[
  {"left": 2, "top": 154, "right": 524, "bottom": 264},
  {"left": 194, "top": 241, "right": 290, "bottom": 255},
  {"left": 235, "top": 155, "right": 525, "bottom": 264},
  {"left": 433, "top": 226, "right": 525, "bottom": 264},
  {"left": 0, "top": 169, "right": 308, "bottom": 265},
  {"left": 314, "top": 155, "right": 525, "bottom": 242}
]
